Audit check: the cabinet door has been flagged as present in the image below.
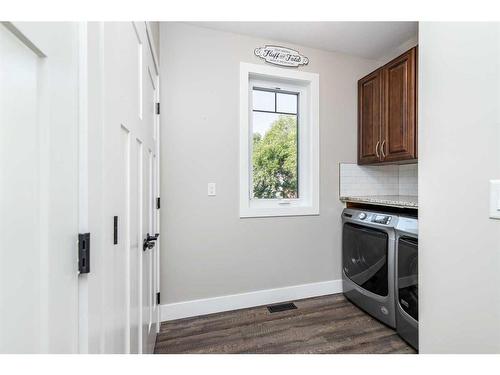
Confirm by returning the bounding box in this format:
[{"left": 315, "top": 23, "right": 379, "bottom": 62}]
[
  {"left": 381, "top": 47, "right": 417, "bottom": 162},
  {"left": 358, "top": 70, "right": 383, "bottom": 164}
]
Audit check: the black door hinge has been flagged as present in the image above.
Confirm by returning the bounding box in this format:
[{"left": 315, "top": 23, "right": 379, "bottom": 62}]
[
  {"left": 156, "top": 292, "right": 161, "bottom": 305},
  {"left": 156, "top": 102, "right": 160, "bottom": 115},
  {"left": 78, "top": 233, "right": 90, "bottom": 274},
  {"left": 156, "top": 197, "right": 160, "bottom": 209}
]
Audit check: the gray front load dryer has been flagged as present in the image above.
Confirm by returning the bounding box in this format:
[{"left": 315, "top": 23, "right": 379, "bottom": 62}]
[
  {"left": 395, "top": 216, "right": 418, "bottom": 350},
  {"left": 342, "top": 208, "right": 398, "bottom": 328}
]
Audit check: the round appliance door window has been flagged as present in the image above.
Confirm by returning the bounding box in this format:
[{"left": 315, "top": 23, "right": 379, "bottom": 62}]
[{"left": 342, "top": 223, "right": 389, "bottom": 296}]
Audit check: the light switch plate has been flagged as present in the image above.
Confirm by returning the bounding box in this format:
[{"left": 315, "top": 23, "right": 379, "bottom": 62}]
[
  {"left": 490, "top": 180, "right": 500, "bottom": 220},
  {"left": 208, "top": 182, "right": 216, "bottom": 196}
]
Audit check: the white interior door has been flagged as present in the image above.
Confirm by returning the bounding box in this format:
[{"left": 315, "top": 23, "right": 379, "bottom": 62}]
[
  {"left": 140, "top": 31, "right": 160, "bottom": 354},
  {"left": 100, "top": 22, "right": 137, "bottom": 354},
  {"left": 0, "top": 22, "right": 79, "bottom": 353},
  {"left": 84, "top": 21, "right": 159, "bottom": 354}
]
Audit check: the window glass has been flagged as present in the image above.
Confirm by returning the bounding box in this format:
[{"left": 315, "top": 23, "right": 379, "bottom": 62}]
[
  {"left": 252, "top": 88, "right": 298, "bottom": 199},
  {"left": 252, "top": 89, "right": 275, "bottom": 112},
  {"left": 276, "top": 92, "right": 298, "bottom": 114}
]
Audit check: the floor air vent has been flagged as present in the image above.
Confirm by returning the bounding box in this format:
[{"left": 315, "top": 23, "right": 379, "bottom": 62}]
[{"left": 267, "top": 302, "right": 297, "bottom": 313}]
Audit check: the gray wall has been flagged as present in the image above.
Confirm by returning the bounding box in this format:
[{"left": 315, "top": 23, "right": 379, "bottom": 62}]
[
  {"left": 159, "top": 22, "right": 378, "bottom": 304},
  {"left": 419, "top": 22, "right": 500, "bottom": 353}
]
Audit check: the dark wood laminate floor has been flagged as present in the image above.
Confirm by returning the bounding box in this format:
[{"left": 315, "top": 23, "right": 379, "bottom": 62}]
[{"left": 154, "top": 293, "right": 415, "bottom": 354}]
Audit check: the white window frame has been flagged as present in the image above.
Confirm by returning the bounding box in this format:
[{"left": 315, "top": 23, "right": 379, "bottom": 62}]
[{"left": 239, "top": 62, "right": 319, "bottom": 218}]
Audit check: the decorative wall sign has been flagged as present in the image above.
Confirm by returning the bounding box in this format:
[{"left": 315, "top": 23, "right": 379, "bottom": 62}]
[{"left": 254, "top": 45, "right": 309, "bottom": 67}]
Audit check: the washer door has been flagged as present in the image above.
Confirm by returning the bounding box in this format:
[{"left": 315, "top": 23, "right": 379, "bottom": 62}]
[
  {"left": 343, "top": 223, "right": 389, "bottom": 296},
  {"left": 398, "top": 236, "right": 418, "bottom": 321}
]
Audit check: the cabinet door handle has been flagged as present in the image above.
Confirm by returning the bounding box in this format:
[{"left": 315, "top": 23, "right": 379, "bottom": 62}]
[
  {"left": 381, "top": 140, "right": 386, "bottom": 159},
  {"left": 375, "top": 141, "right": 380, "bottom": 158}
]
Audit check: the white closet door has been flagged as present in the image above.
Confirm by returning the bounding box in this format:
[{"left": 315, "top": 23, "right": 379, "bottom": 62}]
[
  {"left": 84, "top": 22, "right": 159, "bottom": 354},
  {"left": 0, "top": 22, "right": 80, "bottom": 353},
  {"left": 138, "top": 24, "right": 160, "bottom": 355}
]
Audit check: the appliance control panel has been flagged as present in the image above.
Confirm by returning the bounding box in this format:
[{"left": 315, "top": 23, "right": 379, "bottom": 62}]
[
  {"left": 371, "top": 214, "right": 391, "bottom": 225},
  {"left": 342, "top": 208, "right": 398, "bottom": 227}
]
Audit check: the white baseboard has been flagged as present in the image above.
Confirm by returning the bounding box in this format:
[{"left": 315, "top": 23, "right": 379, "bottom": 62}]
[{"left": 160, "top": 279, "right": 343, "bottom": 322}]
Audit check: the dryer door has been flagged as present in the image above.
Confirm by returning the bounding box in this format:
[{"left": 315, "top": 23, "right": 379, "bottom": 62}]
[
  {"left": 343, "top": 223, "right": 389, "bottom": 296},
  {"left": 397, "top": 236, "right": 418, "bottom": 321}
]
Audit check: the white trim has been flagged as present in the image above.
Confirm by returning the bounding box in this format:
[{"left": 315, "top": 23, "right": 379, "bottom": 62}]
[
  {"left": 144, "top": 22, "right": 159, "bottom": 76},
  {"left": 239, "top": 62, "right": 320, "bottom": 218},
  {"left": 160, "top": 279, "right": 342, "bottom": 322},
  {"left": 154, "top": 75, "right": 161, "bottom": 334},
  {"left": 77, "top": 21, "right": 89, "bottom": 354}
]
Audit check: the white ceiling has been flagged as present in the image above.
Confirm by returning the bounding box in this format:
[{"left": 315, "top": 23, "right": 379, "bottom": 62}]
[{"left": 190, "top": 22, "right": 418, "bottom": 60}]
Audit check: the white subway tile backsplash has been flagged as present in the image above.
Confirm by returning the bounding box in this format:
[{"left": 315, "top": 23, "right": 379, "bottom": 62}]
[
  {"left": 398, "top": 164, "right": 418, "bottom": 196},
  {"left": 339, "top": 163, "right": 418, "bottom": 197}
]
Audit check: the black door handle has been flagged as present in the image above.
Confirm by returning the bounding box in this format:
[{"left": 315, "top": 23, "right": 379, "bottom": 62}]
[
  {"left": 146, "top": 233, "right": 160, "bottom": 242},
  {"left": 143, "top": 233, "right": 160, "bottom": 251}
]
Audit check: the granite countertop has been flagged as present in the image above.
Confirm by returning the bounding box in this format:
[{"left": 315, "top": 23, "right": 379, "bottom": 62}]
[{"left": 340, "top": 195, "right": 418, "bottom": 209}]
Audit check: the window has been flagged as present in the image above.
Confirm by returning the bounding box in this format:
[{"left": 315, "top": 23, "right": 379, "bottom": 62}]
[{"left": 239, "top": 63, "right": 319, "bottom": 217}]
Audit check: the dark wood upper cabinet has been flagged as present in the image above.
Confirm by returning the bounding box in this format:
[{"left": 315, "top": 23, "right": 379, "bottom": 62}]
[
  {"left": 358, "top": 70, "right": 383, "bottom": 164},
  {"left": 358, "top": 47, "right": 417, "bottom": 164}
]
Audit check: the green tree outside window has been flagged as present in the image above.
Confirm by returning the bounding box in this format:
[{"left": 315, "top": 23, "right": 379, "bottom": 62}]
[{"left": 252, "top": 115, "right": 298, "bottom": 199}]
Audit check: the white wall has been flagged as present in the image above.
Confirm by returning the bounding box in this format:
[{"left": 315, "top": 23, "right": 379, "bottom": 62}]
[
  {"left": 377, "top": 34, "right": 418, "bottom": 66},
  {"left": 159, "top": 22, "right": 379, "bottom": 305},
  {"left": 419, "top": 22, "right": 500, "bottom": 353},
  {"left": 149, "top": 22, "right": 160, "bottom": 58}
]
